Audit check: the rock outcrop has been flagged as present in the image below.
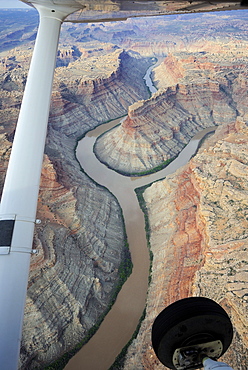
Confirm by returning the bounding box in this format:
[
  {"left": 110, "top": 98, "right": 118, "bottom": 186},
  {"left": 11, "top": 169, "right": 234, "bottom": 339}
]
[
  {"left": 56, "top": 46, "right": 82, "bottom": 67},
  {"left": 123, "top": 117, "right": 248, "bottom": 369}
]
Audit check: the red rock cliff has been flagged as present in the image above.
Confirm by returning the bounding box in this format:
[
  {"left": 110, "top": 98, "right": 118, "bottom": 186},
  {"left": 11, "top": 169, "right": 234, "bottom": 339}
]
[{"left": 123, "top": 117, "right": 248, "bottom": 369}]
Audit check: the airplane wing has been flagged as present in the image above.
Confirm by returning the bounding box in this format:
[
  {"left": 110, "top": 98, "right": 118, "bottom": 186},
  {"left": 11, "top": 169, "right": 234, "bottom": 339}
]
[{"left": 21, "top": 0, "right": 247, "bottom": 22}]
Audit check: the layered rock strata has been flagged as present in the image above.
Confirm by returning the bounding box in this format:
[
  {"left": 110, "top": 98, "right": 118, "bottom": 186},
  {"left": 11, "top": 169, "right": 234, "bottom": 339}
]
[
  {"left": 123, "top": 117, "right": 248, "bottom": 369},
  {"left": 94, "top": 79, "right": 237, "bottom": 175},
  {"left": 0, "top": 45, "right": 151, "bottom": 368},
  {"left": 152, "top": 41, "right": 248, "bottom": 89},
  {"left": 20, "top": 144, "right": 127, "bottom": 368},
  {"left": 94, "top": 42, "right": 248, "bottom": 175},
  {"left": 50, "top": 48, "right": 151, "bottom": 136}
]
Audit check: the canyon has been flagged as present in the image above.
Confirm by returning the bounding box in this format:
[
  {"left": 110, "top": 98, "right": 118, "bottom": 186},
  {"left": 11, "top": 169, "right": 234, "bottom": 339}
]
[
  {"left": 92, "top": 18, "right": 248, "bottom": 369},
  {"left": 124, "top": 117, "right": 248, "bottom": 369},
  {"left": 1, "top": 8, "right": 248, "bottom": 369},
  {"left": 0, "top": 14, "right": 152, "bottom": 368},
  {"left": 94, "top": 40, "right": 248, "bottom": 175}
]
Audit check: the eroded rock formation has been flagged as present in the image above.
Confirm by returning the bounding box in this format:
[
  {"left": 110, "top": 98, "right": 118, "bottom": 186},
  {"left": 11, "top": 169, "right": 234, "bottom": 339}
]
[
  {"left": 20, "top": 146, "right": 127, "bottom": 368},
  {"left": 50, "top": 48, "right": 152, "bottom": 136},
  {"left": 0, "top": 42, "right": 151, "bottom": 368},
  {"left": 94, "top": 80, "right": 237, "bottom": 175},
  {"left": 94, "top": 42, "right": 248, "bottom": 175},
  {"left": 123, "top": 117, "right": 248, "bottom": 369}
]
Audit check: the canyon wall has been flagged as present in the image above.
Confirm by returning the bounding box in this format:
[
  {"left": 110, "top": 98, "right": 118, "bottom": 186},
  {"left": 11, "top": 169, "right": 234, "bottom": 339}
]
[
  {"left": 123, "top": 117, "right": 248, "bottom": 369},
  {"left": 50, "top": 48, "right": 151, "bottom": 137},
  {"left": 94, "top": 41, "right": 248, "bottom": 175},
  {"left": 0, "top": 42, "right": 150, "bottom": 368}
]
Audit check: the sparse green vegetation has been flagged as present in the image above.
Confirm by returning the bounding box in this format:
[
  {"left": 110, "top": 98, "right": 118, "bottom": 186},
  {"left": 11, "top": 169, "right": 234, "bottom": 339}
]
[
  {"left": 93, "top": 142, "right": 176, "bottom": 177},
  {"left": 135, "top": 185, "right": 154, "bottom": 281},
  {"left": 227, "top": 266, "right": 236, "bottom": 276}
]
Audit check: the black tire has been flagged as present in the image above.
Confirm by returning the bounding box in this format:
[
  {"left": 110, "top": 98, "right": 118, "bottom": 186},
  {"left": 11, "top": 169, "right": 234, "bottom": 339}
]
[{"left": 151, "top": 297, "right": 233, "bottom": 369}]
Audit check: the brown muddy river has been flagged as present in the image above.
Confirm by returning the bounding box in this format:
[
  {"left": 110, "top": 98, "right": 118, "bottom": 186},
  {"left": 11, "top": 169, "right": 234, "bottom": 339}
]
[
  {"left": 64, "top": 60, "right": 215, "bottom": 370},
  {"left": 64, "top": 116, "right": 215, "bottom": 370}
]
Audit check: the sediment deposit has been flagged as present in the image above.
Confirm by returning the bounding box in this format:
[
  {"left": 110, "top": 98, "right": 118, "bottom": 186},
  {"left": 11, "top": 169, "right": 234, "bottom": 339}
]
[{"left": 123, "top": 117, "right": 248, "bottom": 369}]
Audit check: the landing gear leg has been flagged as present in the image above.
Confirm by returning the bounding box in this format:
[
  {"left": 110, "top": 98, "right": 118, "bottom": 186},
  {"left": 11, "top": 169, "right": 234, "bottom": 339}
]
[{"left": 203, "top": 357, "right": 234, "bottom": 370}]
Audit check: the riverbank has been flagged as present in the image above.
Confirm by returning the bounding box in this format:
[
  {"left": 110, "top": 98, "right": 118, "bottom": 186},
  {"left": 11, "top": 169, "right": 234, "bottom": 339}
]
[
  {"left": 93, "top": 132, "right": 176, "bottom": 177},
  {"left": 53, "top": 61, "right": 217, "bottom": 370},
  {"left": 62, "top": 119, "right": 216, "bottom": 370},
  {"left": 63, "top": 113, "right": 150, "bottom": 369}
]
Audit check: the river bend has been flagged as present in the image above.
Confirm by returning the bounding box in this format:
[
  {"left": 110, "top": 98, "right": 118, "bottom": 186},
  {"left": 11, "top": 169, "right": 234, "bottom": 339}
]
[{"left": 65, "top": 65, "right": 215, "bottom": 370}]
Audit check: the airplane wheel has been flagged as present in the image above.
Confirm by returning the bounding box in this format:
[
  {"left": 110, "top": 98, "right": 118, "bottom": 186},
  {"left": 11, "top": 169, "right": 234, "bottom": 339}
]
[{"left": 151, "top": 297, "right": 233, "bottom": 369}]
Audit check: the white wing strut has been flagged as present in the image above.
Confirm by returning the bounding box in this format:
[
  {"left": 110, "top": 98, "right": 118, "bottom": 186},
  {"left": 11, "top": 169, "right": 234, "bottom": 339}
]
[{"left": 0, "top": 4, "right": 79, "bottom": 369}]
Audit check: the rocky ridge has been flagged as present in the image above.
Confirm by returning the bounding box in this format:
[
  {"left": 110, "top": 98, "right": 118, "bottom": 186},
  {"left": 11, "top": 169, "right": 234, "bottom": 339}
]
[
  {"left": 0, "top": 9, "right": 38, "bottom": 52},
  {"left": 152, "top": 39, "right": 248, "bottom": 88},
  {"left": 123, "top": 117, "right": 248, "bottom": 369},
  {"left": 60, "top": 11, "right": 248, "bottom": 57}
]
